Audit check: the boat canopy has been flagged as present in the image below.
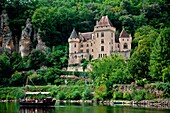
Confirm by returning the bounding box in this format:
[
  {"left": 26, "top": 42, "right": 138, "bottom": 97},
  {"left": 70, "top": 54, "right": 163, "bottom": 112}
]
[{"left": 25, "top": 92, "right": 50, "bottom": 95}]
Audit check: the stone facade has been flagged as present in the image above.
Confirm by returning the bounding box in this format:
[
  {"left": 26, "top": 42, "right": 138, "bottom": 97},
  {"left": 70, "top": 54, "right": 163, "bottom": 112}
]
[{"left": 68, "top": 16, "right": 132, "bottom": 71}]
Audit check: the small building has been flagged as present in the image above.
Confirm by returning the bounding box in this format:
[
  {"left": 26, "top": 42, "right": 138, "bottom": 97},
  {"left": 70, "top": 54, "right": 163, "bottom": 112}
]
[{"left": 67, "top": 16, "right": 132, "bottom": 72}]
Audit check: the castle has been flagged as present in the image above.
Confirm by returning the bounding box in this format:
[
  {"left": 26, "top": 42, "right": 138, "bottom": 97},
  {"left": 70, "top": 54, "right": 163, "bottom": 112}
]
[{"left": 67, "top": 16, "right": 132, "bottom": 72}]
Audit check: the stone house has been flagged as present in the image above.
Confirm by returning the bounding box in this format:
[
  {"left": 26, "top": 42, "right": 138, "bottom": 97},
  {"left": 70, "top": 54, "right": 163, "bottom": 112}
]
[{"left": 67, "top": 16, "right": 132, "bottom": 72}]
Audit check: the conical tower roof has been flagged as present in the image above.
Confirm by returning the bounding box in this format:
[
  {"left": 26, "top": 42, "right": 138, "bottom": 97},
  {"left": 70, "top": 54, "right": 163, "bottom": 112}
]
[
  {"left": 119, "top": 29, "right": 129, "bottom": 37},
  {"left": 69, "top": 28, "right": 79, "bottom": 38},
  {"left": 97, "top": 16, "right": 113, "bottom": 27}
]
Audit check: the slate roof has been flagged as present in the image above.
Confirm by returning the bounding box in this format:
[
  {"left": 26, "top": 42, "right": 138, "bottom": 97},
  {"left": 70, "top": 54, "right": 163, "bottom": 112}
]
[
  {"left": 69, "top": 28, "right": 79, "bottom": 38},
  {"left": 97, "top": 16, "right": 113, "bottom": 27},
  {"left": 79, "top": 32, "right": 92, "bottom": 41},
  {"left": 119, "top": 29, "right": 130, "bottom": 38}
]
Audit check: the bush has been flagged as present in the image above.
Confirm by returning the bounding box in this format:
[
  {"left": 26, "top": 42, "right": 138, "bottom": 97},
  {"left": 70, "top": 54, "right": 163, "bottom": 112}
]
[
  {"left": 82, "top": 88, "right": 93, "bottom": 100},
  {"left": 131, "top": 90, "right": 145, "bottom": 101},
  {"left": 113, "top": 91, "right": 123, "bottom": 100},
  {"left": 70, "top": 91, "right": 82, "bottom": 100},
  {"left": 57, "top": 92, "right": 66, "bottom": 100},
  {"left": 123, "top": 92, "right": 131, "bottom": 100},
  {"left": 9, "top": 71, "right": 24, "bottom": 86},
  {"left": 136, "top": 79, "right": 148, "bottom": 87}
]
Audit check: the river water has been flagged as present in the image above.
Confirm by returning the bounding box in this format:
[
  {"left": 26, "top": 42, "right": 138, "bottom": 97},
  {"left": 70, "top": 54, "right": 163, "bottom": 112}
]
[{"left": 0, "top": 102, "right": 170, "bottom": 113}]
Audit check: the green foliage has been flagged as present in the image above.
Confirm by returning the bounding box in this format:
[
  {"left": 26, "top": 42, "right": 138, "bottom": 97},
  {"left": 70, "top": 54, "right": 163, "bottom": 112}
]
[
  {"left": 70, "top": 91, "right": 82, "bottom": 100},
  {"left": 136, "top": 79, "right": 148, "bottom": 87},
  {"left": 94, "top": 84, "right": 107, "bottom": 101},
  {"left": 123, "top": 92, "right": 132, "bottom": 100},
  {"left": 149, "top": 28, "right": 170, "bottom": 82},
  {"left": 82, "top": 88, "right": 93, "bottom": 100},
  {"left": 9, "top": 71, "right": 24, "bottom": 86},
  {"left": 57, "top": 92, "right": 66, "bottom": 100},
  {"left": 90, "top": 54, "right": 132, "bottom": 86},
  {"left": 29, "top": 49, "right": 46, "bottom": 70},
  {"left": 128, "top": 26, "right": 159, "bottom": 81},
  {"left": 113, "top": 91, "right": 123, "bottom": 100}
]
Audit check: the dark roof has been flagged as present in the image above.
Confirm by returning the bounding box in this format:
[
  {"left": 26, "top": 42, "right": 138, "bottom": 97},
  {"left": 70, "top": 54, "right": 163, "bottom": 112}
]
[
  {"left": 97, "top": 16, "right": 113, "bottom": 27},
  {"left": 119, "top": 29, "right": 129, "bottom": 38},
  {"left": 115, "top": 34, "right": 119, "bottom": 43},
  {"left": 69, "top": 28, "right": 79, "bottom": 38},
  {"left": 79, "top": 32, "right": 92, "bottom": 41}
]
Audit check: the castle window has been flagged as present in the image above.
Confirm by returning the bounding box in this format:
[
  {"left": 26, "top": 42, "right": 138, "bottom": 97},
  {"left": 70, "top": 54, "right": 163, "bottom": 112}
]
[
  {"left": 87, "top": 44, "right": 89, "bottom": 47},
  {"left": 97, "top": 33, "right": 99, "bottom": 38},
  {"left": 101, "top": 54, "right": 102, "bottom": 58},
  {"left": 80, "top": 50, "right": 83, "bottom": 53},
  {"left": 101, "top": 32, "right": 104, "bottom": 37},
  {"left": 75, "top": 51, "right": 76, "bottom": 53},
  {"left": 118, "top": 44, "right": 119, "bottom": 48},
  {"left": 111, "top": 33, "right": 113, "bottom": 37},
  {"left": 0, "top": 42, "right": 2, "bottom": 47},
  {"left": 111, "top": 39, "right": 113, "bottom": 44},
  {"left": 92, "top": 49, "right": 93, "bottom": 52},
  {"left": 81, "top": 55, "right": 83, "bottom": 58},
  {"left": 124, "top": 43, "right": 128, "bottom": 49},
  {"left": 127, "top": 39, "right": 129, "bottom": 41},
  {"left": 91, "top": 43, "right": 92, "bottom": 46},
  {"left": 81, "top": 44, "right": 83, "bottom": 47},
  {"left": 86, "top": 49, "right": 89, "bottom": 53},
  {"left": 101, "top": 39, "right": 104, "bottom": 44},
  {"left": 122, "top": 39, "right": 124, "bottom": 41},
  {"left": 75, "top": 55, "right": 77, "bottom": 59},
  {"left": 98, "top": 54, "right": 100, "bottom": 58},
  {"left": 101, "top": 46, "right": 104, "bottom": 51},
  {"left": 74, "top": 43, "right": 76, "bottom": 47}
]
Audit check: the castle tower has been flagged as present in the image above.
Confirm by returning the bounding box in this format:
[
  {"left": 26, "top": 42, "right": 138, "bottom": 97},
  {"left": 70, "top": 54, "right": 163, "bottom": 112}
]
[
  {"left": 68, "top": 28, "right": 80, "bottom": 64},
  {"left": 68, "top": 28, "right": 80, "bottom": 54},
  {"left": 93, "top": 16, "right": 116, "bottom": 59},
  {"left": 119, "top": 29, "right": 132, "bottom": 60}
]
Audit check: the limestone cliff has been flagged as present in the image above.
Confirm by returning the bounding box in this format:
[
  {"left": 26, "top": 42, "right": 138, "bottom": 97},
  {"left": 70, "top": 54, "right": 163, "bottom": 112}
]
[
  {"left": 0, "top": 10, "right": 14, "bottom": 54},
  {"left": 19, "top": 18, "right": 32, "bottom": 57}
]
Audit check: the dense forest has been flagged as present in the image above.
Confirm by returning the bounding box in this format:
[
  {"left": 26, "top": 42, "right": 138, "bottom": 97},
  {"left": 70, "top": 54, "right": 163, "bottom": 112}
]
[{"left": 0, "top": 0, "right": 170, "bottom": 88}]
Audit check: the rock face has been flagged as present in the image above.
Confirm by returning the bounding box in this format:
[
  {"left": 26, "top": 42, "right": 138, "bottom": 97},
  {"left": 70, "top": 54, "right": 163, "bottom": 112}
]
[
  {"left": 0, "top": 10, "right": 14, "bottom": 54},
  {"left": 19, "top": 18, "right": 32, "bottom": 57},
  {"left": 36, "top": 30, "right": 47, "bottom": 53}
]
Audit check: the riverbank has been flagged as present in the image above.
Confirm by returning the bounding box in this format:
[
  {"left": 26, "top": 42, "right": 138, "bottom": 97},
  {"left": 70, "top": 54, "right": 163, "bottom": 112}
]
[{"left": 1, "top": 99, "right": 170, "bottom": 109}]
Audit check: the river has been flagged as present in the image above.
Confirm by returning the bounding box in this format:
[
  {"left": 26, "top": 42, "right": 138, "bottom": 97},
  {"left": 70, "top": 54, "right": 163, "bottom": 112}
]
[{"left": 0, "top": 102, "right": 170, "bottom": 113}]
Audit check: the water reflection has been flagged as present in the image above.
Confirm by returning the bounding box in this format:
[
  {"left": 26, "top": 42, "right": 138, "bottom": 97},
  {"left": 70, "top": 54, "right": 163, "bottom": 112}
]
[{"left": 20, "top": 107, "right": 55, "bottom": 113}]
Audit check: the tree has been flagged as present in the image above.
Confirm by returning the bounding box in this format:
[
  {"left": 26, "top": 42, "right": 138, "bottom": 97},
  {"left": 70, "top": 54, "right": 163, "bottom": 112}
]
[
  {"left": 29, "top": 49, "right": 46, "bottom": 70},
  {"left": 90, "top": 54, "right": 132, "bottom": 85},
  {"left": 149, "top": 28, "right": 170, "bottom": 82},
  {"left": 128, "top": 26, "right": 159, "bottom": 81}
]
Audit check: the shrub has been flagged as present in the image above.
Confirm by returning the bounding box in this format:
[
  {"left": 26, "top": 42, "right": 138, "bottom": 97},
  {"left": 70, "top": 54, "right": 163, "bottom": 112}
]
[
  {"left": 82, "top": 88, "right": 93, "bottom": 100},
  {"left": 94, "top": 84, "right": 107, "bottom": 101},
  {"left": 123, "top": 92, "right": 131, "bottom": 100},
  {"left": 57, "top": 92, "right": 66, "bottom": 100},
  {"left": 113, "top": 91, "right": 123, "bottom": 100},
  {"left": 131, "top": 90, "right": 145, "bottom": 101},
  {"left": 70, "top": 91, "right": 82, "bottom": 100}
]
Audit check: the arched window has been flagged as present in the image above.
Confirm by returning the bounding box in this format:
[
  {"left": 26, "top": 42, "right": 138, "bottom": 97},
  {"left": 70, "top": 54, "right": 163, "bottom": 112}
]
[
  {"left": 124, "top": 43, "right": 128, "bottom": 49},
  {"left": 74, "top": 43, "right": 76, "bottom": 47}
]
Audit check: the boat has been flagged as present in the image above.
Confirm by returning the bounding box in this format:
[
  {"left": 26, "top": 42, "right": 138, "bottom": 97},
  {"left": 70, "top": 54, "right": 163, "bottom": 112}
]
[{"left": 19, "top": 77, "right": 56, "bottom": 107}]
